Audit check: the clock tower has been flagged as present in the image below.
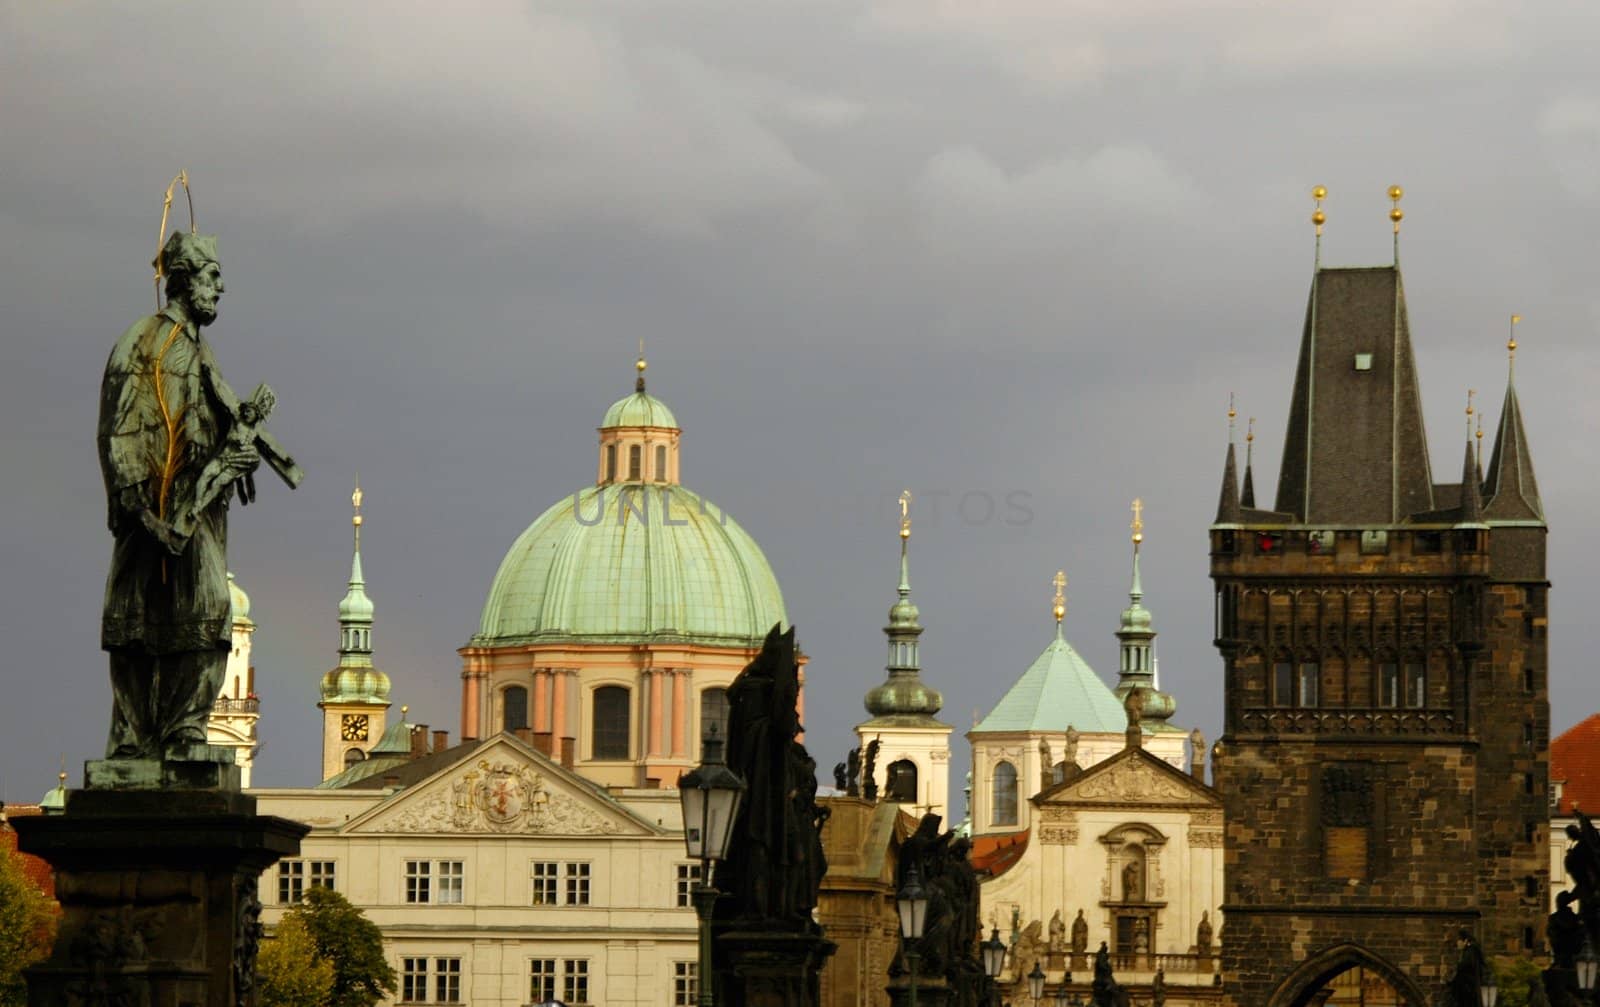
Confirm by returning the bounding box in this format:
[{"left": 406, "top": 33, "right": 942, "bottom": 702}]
[{"left": 319, "top": 481, "right": 392, "bottom": 781}]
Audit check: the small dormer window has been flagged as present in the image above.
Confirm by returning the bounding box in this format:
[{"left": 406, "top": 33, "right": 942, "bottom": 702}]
[{"left": 628, "top": 445, "right": 642, "bottom": 481}]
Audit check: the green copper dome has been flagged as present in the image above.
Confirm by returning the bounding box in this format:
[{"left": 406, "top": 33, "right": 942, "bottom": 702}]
[
  {"left": 228, "top": 572, "right": 252, "bottom": 626},
  {"left": 476, "top": 483, "right": 786, "bottom": 646},
  {"left": 603, "top": 391, "right": 678, "bottom": 430}
]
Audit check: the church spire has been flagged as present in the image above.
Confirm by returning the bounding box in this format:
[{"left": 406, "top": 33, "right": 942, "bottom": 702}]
[
  {"left": 1114, "top": 500, "right": 1175, "bottom": 724},
  {"left": 1214, "top": 398, "right": 1241, "bottom": 525},
  {"left": 863, "top": 491, "right": 942, "bottom": 719},
  {"left": 1241, "top": 416, "right": 1257, "bottom": 509},
  {"left": 1483, "top": 316, "right": 1544, "bottom": 523},
  {"left": 339, "top": 478, "right": 375, "bottom": 661}
]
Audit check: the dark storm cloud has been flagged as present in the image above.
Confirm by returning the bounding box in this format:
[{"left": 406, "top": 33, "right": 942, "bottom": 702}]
[{"left": 2, "top": 1, "right": 1597, "bottom": 805}]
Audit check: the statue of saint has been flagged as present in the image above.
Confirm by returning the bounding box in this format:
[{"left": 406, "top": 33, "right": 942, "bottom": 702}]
[
  {"left": 1071, "top": 909, "right": 1088, "bottom": 953},
  {"left": 1549, "top": 891, "right": 1583, "bottom": 969},
  {"left": 1122, "top": 861, "right": 1143, "bottom": 902},
  {"left": 1048, "top": 910, "right": 1066, "bottom": 952},
  {"left": 98, "top": 230, "right": 299, "bottom": 761},
  {"left": 1195, "top": 910, "right": 1213, "bottom": 954},
  {"left": 1064, "top": 726, "right": 1080, "bottom": 768}
]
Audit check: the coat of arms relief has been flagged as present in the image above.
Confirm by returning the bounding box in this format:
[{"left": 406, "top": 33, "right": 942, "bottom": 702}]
[{"left": 375, "top": 760, "right": 621, "bottom": 835}]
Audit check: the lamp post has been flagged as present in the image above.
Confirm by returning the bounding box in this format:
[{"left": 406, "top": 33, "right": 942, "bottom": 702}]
[
  {"left": 678, "top": 728, "right": 747, "bottom": 1007},
  {"left": 1578, "top": 937, "right": 1599, "bottom": 1002},
  {"left": 1479, "top": 968, "right": 1498, "bottom": 1007},
  {"left": 1053, "top": 973, "right": 1071, "bottom": 1007},
  {"left": 982, "top": 927, "right": 1008, "bottom": 1007},
  {"left": 1028, "top": 962, "right": 1047, "bottom": 1006},
  {"left": 897, "top": 864, "right": 929, "bottom": 1007}
]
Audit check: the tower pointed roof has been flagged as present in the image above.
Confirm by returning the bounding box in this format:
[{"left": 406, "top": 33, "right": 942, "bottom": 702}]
[
  {"left": 1456, "top": 437, "right": 1483, "bottom": 526},
  {"left": 322, "top": 480, "right": 391, "bottom": 706},
  {"left": 1214, "top": 441, "right": 1241, "bottom": 525},
  {"left": 1274, "top": 264, "right": 1434, "bottom": 524},
  {"left": 864, "top": 493, "right": 943, "bottom": 721},
  {"left": 974, "top": 575, "right": 1127, "bottom": 735},
  {"left": 1483, "top": 339, "right": 1543, "bottom": 523},
  {"left": 1241, "top": 419, "right": 1257, "bottom": 509}
]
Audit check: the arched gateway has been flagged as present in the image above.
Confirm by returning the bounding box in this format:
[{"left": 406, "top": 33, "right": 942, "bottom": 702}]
[{"left": 1266, "top": 944, "right": 1428, "bottom": 1007}]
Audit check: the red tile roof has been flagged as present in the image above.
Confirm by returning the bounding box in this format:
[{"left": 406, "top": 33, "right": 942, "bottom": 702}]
[
  {"left": 1552, "top": 714, "right": 1600, "bottom": 816},
  {"left": 2, "top": 807, "right": 58, "bottom": 898},
  {"left": 970, "top": 829, "right": 1029, "bottom": 878}
]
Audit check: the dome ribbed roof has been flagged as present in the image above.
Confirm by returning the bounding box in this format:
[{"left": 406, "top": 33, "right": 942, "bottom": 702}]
[
  {"left": 228, "top": 572, "right": 252, "bottom": 625},
  {"left": 475, "top": 483, "right": 786, "bottom": 646},
  {"left": 320, "top": 666, "right": 391, "bottom": 704},
  {"left": 603, "top": 391, "right": 679, "bottom": 430}
]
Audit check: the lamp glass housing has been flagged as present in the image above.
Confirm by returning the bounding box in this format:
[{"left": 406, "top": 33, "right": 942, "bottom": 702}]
[
  {"left": 1028, "top": 963, "right": 1046, "bottom": 1000},
  {"left": 677, "top": 735, "right": 746, "bottom": 862},
  {"left": 982, "top": 929, "right": 1007, "bottom": 979},
  {"left": 1479, "top": 973, "right": 1498, "bottom": 1007},
  {"left": 896, "top": 867, "right": 929, "bottom": 940},
  {"left": 1580, "top": 941, "right": 1599, "bottom": 992}
]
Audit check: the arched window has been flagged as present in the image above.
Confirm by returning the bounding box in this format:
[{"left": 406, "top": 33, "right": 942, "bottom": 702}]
[
  {"left": 344, "top": 747, "right": 366, "bottom": 768},
  {"left": 886, "top": 760, "right": 918, "bottom": 803},
  {"left": 628, "top": 445, "right": 642, "bottom": 480},
  {"left": 700, "top": 688, "right": 729, "bottom": 745},
  {"left": 992, "top": 761, "right": 1018, "bottom": 826},
  {"left": 503, "top": 686, "right": 529, "bottom": 733},
  {"left": 593, "top": 686, "right": 631, "bottom": 760},
  {"left": 606, "top": 444, "right": 617, "bottom": 482},
  {"left": 655, "top": 444, "right": 667, "bottom": 481}
]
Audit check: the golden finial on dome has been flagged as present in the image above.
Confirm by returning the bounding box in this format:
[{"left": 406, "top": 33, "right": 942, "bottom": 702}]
[
  {"left": 1052, "top": 570, "right": 1067, "bottom": 624},
  {"left": 635, "top": 339, "right": 647, "bottom": 392},
  {"left": 898, "top": 490, "right": 912, "bottom": 539},
  {"left": 1312, "top": 185, "right": 1327, "bottom": 233},
  {"left": 1131, "top": 498, "right": 1144, "bottom": 546},
  {"left": 351, "top": 475, "right": 364, "bottom": 550},
  {"left": 401, "top": 704, "right": 409, "bottom": 718}
]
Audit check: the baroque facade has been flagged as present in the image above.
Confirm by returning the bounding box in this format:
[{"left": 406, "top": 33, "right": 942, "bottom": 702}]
[{"left": 1211, "top": 205, "right": 1549, "bottom": 1007}]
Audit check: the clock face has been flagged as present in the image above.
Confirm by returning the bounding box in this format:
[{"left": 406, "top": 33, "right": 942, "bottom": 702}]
[{"left": 341, "top": 714, "right": 370, "bottom": 742}]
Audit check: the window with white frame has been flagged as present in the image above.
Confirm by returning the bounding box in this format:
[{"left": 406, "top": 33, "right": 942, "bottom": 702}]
[
  {"left": 531, "top": 861, "right": 559, "bottom": 905},
  {"left": 401, "top": 958, "right": 428, "bottom": 1003},
  {"left": 675, "top": 863, "right": 702, "bottom": 907},
  {"left": 277, "top": 859, "right": 336, "bottom": 904},
  {"left": 563, "top": 959, "right": 590, "bottom": 1004},
  {"left": 405, "top": 860, "right": 465, "bottom": 905},
  {"left": 529, "top": 959, "right": 557, "bottom": 1003},
  {"left": 434, "top": 957, "right": 461, "bottom": 1003},
  {"left": 565, "top": 862, "right": 591, "bottom": 906},
  {"left": 674, "top": 962, "right": 697, "bottom": 1005}
]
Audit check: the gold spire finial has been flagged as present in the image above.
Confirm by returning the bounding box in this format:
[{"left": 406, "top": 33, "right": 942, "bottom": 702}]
[
  {"left": 1509, "top": 314, "right": 1521, "bottom": 356},
  {"left": 1228, "top": 393, "right": 1236, "bottom": 438},
  {"left": 1311, "top": 185, "right": 1327, "bottom": 234},
  {"left": 1131, "top": 498, "right": 1144, "bottom": 546},
  {"left": 1246, "top": 417, "right": 1255, "bottom": 444},
  {"left": 401, "top": 704, "right": 409, "bottom": 718},
  {"left": 1052, "top": 570, "right": 1067, "bottom": 624},
  {"left": 898, "top": 490, "right": 912, "bottom": 539},
  {"left": 1388, "top": 184, "right": 1404, "bottom": 232},
  {"left": 1465, "top": 389, "right": 1476, "bottom": 439},
  {"left": 352, "top": 475, "right": 364, "bottom": 549},
  {"left": 635, "top": 339, "right": 647, "bottom": 392}
]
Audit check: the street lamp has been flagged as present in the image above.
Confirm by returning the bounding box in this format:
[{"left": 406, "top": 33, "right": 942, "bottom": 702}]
[
  {"left": 1578, "top": 937, "right": 1599, "bottom": 999},
  {"left": 1479, "top": 968, "right": 1498, "bottom": 1007},
  {"left": 1028, "top": 962, "right": 1047, "bottom": 1005},
  {"left": 982, "top": 927, "right": 1007, "bottom": 1007},
  {"left": 897, "top": 864, "right": 929, "bottom": 1007},
  {"left": 1053, "top": 972, "right": 1071, "bottom": 1007},
  {"left": 678, "top": 728, "right": 747, "bottom": 1007}
]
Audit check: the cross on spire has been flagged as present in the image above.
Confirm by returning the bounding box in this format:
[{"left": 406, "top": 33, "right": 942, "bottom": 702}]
[{"left": 1052, "top": 570, "right": 1067, "bottom": 625}]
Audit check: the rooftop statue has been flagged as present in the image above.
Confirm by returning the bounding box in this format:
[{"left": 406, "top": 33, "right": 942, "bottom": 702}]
[{"left": 98, "top": 226, "right": 300, "bottom": 765}]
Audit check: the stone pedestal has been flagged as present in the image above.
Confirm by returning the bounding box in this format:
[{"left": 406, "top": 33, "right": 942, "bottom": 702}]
[
  {"left": 12, "top": 786, "right": 307, "bottom": 1007},
  {"left": 718, "top": 930, "right": 838, "bottom": 1007}
]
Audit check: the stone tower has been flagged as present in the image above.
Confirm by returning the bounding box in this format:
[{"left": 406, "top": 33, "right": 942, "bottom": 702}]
[
  {"left": 857, "top": 492, "right": 952, "bottom": 818},
  {"left": 1210, "top": 196, "right": 1548, "bottom": 1006},
  {"left": 318, "top": 481, "right": 392, "bottom": 781}
]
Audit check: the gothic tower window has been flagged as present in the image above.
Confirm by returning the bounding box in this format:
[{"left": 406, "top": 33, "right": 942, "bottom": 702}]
[
  {"left": 1378, "top": 662, "right": 1400, "bottom": 708},
  {"left": 992, "top": 761, "right": 1018, "bottom": 826},
  {"left": 887, "top": 760, "right": 918, "bottom": 803},
  {"left": 1404, "top": 661, "right": 1426, "bottom": 708},
  {"left": 593, "top": 686, "right": 631, "bottom": 760},
  {"left": 1297, "top": 662, "right": 1320, "bottom": 707},
  {"left": 1272, "top": 661, "right": 1293, "bottom": 707},
  {"left": 503, "top": 685, "right": 529, "bottom": 733}
]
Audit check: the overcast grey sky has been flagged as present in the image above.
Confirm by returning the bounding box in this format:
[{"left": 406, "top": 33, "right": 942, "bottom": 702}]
[{"left": 3, "top": 2, "right": 1597, "bottom": 808}]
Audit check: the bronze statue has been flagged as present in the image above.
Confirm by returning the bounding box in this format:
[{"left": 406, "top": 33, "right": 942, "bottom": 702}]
[
  {"left": 1091, "top": 942, "right": 1129, "bottom": 1007},
  {"left": 1550, "top": 891, "right": 1583, "bottom": 969},
  {"left": 98, "top": 230, "right": 300, "bottom": 762},
  {"left": 718, "top": 625, "right": 827, "bottom": 931},
  {"left": 862, "top": 739, "right": 881, "bottom": 802}
]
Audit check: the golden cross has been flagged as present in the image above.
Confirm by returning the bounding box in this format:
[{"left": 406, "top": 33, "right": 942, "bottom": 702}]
[
  {"left": 352, "top": 476, "right": 364, "bottom": 548},
  {"left": 1131, "top": 498, "right": 1144, "bottom": 543},
  {"left": 1509, "top": 314, "right": 1522, "bottom": 356},
  {"left": 899, "top": 489, "right": 912, "bottom": 538},
  {"left": 1052, "top": 570, "right": 1067, "bottom": 622}
]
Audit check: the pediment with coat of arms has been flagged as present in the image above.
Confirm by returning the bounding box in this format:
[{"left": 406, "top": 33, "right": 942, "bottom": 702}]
[
  {"left": 346, "top": 740, "right": 654, "bottom": 837},
  {"left": 1042, "top": 749, "right": 1218, "bottom": 809}
]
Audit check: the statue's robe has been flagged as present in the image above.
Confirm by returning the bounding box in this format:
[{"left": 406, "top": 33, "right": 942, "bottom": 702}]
[{"left": 98, "top": 303, "right": 240, "bottom": 751}]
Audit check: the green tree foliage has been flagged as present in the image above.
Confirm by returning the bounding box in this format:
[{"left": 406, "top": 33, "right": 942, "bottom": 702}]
[
  {"left": 0, "top": 842, "right": 56, "bottom": 1007},
  {"left": 257, "top": 914, "right": 336, "bottom": 1007},
  {"left": 1493, "top": 956, "right": 1545, "bottom": 1007},
  {"left": 290, "top": 887, "right": 396, "bottom": 1007}
]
